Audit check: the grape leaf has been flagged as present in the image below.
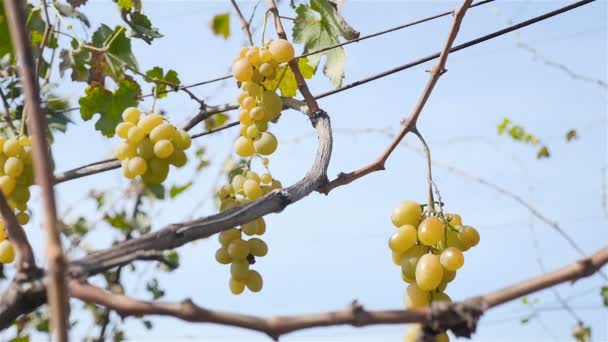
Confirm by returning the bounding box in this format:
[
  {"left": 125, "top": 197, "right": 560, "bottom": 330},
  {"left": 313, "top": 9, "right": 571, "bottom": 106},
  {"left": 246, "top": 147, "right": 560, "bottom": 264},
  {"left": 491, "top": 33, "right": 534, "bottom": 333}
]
[
  {"left": 128, "top": 12, "right": 163, "bottom": 41},
  {"left": 91, "top": 24, "right": 138, "bottom": 80},
  {"left": 210, "top": 13, "right": 230, "bottom": 39},
  {"left": 79, "top": 78, "right": 141, "bottom": 136},
  {"left": 566, "top": 129, "right": 578, "bottom": 142},
  {"left": 0, "top": 2, "right": 13, "bottom": 59},
  {"left": 536, "top": 145, "right": 550, "bottom": 159},
  {"left": 51, "top": 2, "right": 90, "bottom": 27},
  {"left": 59, "top": 41, "right": 91, "bottom": 82},
  {"left": 293, "top": 0, "right": 359, "bottom": 87},
  {"left": 205, "top": 112, "right": 228, "bottom": 130},
  {"left": 145, "top": 67, "right": 180, "bottom": 99},
  {"left": 117, "top": 0, "right": 135, "bottom": 10},
  {"left": 169, "top": 182, "right": 192, "bottom": 199},
  {"left": 264, "top": 57, "right": 314, "bottom": 97}
]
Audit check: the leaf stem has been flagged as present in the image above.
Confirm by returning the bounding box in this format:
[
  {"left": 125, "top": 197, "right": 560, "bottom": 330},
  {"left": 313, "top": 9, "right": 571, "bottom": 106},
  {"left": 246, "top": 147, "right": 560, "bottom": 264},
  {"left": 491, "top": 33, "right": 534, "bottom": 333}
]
[{"left": 413, "top": 128, "right": 435, "bottom": 213}]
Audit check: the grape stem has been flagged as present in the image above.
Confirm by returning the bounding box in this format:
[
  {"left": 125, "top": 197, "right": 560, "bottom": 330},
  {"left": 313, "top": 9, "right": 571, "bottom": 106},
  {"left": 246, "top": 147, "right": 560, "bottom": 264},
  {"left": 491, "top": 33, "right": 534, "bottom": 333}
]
[{"left": 412, "top": 128, "right": 436, "bottom": 213}]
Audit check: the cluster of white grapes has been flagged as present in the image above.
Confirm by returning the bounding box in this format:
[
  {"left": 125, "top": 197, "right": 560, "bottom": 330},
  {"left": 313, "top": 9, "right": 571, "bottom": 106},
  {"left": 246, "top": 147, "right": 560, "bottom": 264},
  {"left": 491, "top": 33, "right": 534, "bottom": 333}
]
[
  {"left": 213, "top": 39, "right": 296, "bottom": 295},
  {"left": 389, "top": 201, "right": 480, "bottom": 342},
  {"left": 0, "top": 136, "right": 35, "bottom": 264},
  {"left": 114, "top": 107, "right": 191, "bottom": 183}
]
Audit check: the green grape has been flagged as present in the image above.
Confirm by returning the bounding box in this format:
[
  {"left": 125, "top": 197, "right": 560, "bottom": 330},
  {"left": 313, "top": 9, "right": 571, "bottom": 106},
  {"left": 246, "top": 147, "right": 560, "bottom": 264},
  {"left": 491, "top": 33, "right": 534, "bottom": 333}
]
[
  {"left": 20, "top": 146, "right": 33, "bottom": 164},
  {"left": 231, "top": 174, "right": 246, "bottom": 193},
  {"left": 391, "top": 201, "right": 422, "bottom": 227},
  {"left": 270, "top": 179, "right": 282, "bottom": 190},
  {"left": 16, "top": 212, "right": 29, "bottom": 225},
  {"left": 143, "top": 159, "right": 169, "bottom": 183},
  {"left": 392, "top": 251, "right": 404, "bottom": 266},
  {"left": 219, "top": 228, "right": 241, "bottom": 246},
  {"left": 248, "top": 238, "right": 268, "bottom": 257},
  {"left": 229, "top": 278, "right": 245, "bottom": 295},
  {"left": 258, "top": 63, "right": 274, "bottom": 77},
  {"left": 432, "top": 292, "right": 452, "bottom": 304},
  {"left": 230, "top": 260, "right": 250, "bottom": 281},
  {"left": 172, "top": 129, "right": 192, "bottom": 150},
  {"left": 239, "top": 108, "right": 252, "bottom": 125},
  {"left": 403, "top": 284, "right": 430, "bottom": 309},
  {"left": 259, "top": 48, "right": 272, "bottom": 62},
  {"left": 445, "top": 228, "right": 468, "bottom": 251},
  {"left": 247, "top": 83, "right": 262, "bottom": 97},
  {"left": 400, "top": 244, "right": 427, "bottom": 281},
  {"left": 122, "top": 107, "right": 141, "bottom": 123},
  {"left": 246, "top": 125, "right": 260, "bottom": 140},
  {"left": 149, "top": 122, "right": 175, "bottom": 143},
  {"left": 115, "top": 122, "right": 135, "bottom": 139},
  {"left": 437, "top": 281, "right": 448, "bottom": 292},
  {"left": 154, "top": 140, "right": 174, "bottom": 159},
  {"left": 261, "top": 91, "right": 282, "bottom": 120},
  {"left": 404, "top": 324, "right": 422, "bottom": 342},
  {"left": 218, "top": 184, "right": 233, "bottom": 199},
  {"left": 114, "top": 142, "right": 137, "bottom": 160},
  {"left": 4, "top": 157, "right": 23, "bottom": 177},
  {"left": 253, "top": 132, "right": 278, "bottom": 156},
  {"left": 442, "top": 269, "right": 456, "bottom": 283},
  {"left": 0, "top": 240, "right": 15, "bottom": 264},
  {"left": 11, "top": 186, "right": 30, "bottom": 204},
  {"left": 137, "top": 114, "right": 164, "bottom": 134},
  {"left": 167, "top": 149, "right": 187, "bottom": 167},
  {"left": 215, "top": 247, "right": 232, "bottom": 264},
  {"left": 440, "top": 247, "right": 464, "bottom": 271},
  {"left": 127, "top": 126, "right": 145, "bottom": 143},
  {"left": 269, "top": 39, "right": 295, "bottom": 63},
  {"left": 388, "top": 224, "right": 418, "bottom": 254},
  {"left": 415, "top": 254, "right": 443, "bottom": 291},
  {"left": 458, "top": 226, "right": 480, "bottom": 248},
  {"left": 243, "top": 179, "right": 263, "bottom": 200},
  {"left": 128, "top": 156, "right": 148, "bottom": 176},
  {"left": 418, "top": 217, "right": 445, "bottom": 246},
  {"left": 249, "top": 106, "right": 265, "bottom": 121},
  {"left": 3, "top": 139, "right": 22, "bottom": 157},
  {"left": 228, "top": 238, "right": 250, "bottom": 260},
  {"left": 246, "top": 171, "right": 260, "bottom": 183},
  {"left": 234, "top": 136, "right": 255, "bottom": 157},
  {"left": 255, "top": 120, "right": 268, "bottom": 133},
  {"left": 122, "top": 160, "right": 136, "bottom": 179},
  {"left": 232, "top": 58, "right": 253, "bottom": 82},
  {"left": 444, "top": 213, "right": 462, "bottom": 227},
  {"left": 137, "top": 138, "right": 155, "bottom": 160},
  {"left": 260, "top": 173, "right": 272, "bottom": 184},
  {"left": 241, "top": 221, "right": 258, "bottom": 236},
  {"left": 246, "top": 270, "right": 263, "bottom": 292},
  {"left": 0, "top": 175, "right": 16, "bottom": 195},
  {"left": 256, "top": 217, "right": 266, "bottom": 235}
]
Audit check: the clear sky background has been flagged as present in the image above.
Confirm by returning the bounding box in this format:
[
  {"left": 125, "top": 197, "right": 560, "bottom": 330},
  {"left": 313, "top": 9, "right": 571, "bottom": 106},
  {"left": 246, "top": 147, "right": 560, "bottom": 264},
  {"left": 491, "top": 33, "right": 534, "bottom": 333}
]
[{"left": 2, "top": 0, "right": 607, "bottom": 341}]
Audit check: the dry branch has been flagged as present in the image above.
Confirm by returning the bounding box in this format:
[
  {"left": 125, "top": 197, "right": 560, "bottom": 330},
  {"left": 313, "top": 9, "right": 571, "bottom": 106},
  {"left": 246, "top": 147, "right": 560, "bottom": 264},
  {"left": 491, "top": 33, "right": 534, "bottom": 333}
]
[{"left": 231, "top": 0, "right": 254, "bottom": 46}]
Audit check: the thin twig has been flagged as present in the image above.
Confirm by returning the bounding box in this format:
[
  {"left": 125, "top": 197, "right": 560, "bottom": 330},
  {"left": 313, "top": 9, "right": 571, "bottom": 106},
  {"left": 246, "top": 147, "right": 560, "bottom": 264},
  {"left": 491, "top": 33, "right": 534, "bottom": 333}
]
[
  {"left": 0, "top": 193, "right": 36, "bottom": 275},
  {"left": 319, "top": 0, "right": 474, "bottom": 194},
  {"left": 231, "top": 0, "right": 254, "bottom": 46},
  {"left": 68, "top": 245, "right": 608, "bottom": 340},
  {"left": 3, "top": 1, "right": 69, "bottom": 341},
  {"left": 0, "top": 87, "right": 17, "bottom": 135}
]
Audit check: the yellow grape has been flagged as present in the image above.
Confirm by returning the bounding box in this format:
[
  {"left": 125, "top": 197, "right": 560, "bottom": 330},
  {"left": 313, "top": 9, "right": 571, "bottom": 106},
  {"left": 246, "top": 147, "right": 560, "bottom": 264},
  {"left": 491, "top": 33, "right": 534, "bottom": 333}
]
[
  {"left": 239, "top": 109, "right": 252, "bottom": 125},
  {"left": 115, "top": 122, "right": 135, "bottom": 139},
  {"left": 246, "top": 47, "right": 261, "bottom": 66},
  {"left": 458, "top": 226, "right": 480, "bottom": 248},
  {"left": 259, "top": 48, "right": 272, "bottom": 63},
  {"left": 121, "top": 160, "right": 136, "bottom": 179},
  {"left": 215, "top": 247, "right": 232, "bottom": 264},
  {"left": 0, "top": 240, "right": 14, "bottom": 263},
  {"left": 167, "top": 149, "right": 187, "bottom": 167},
  {"left": 241, "top": 96, "right": 256, "bottom": 110},
  {"left": 269, "top": 39, "right": 295, "bottom": 63},
  {"left": 246, "top": 125, "right": 260, "bottom": 140},
  {"left": 404, "top": 324, "right": 422, "bottom": 342},
  {"left": 229, "top": 278, "right": 245, "bottom": 295},
  {"left": 149, "top": 122, "right": 175, "bottom": 143},
  {"left": 392, "top": 251, "right": 404, "bottom": 266},
  {"left": 246, "top": 270, "right": 263, "bottom": 292},
  {"left": 415, "top": 254, "right": 443, "bottom": 291},
  {"left": 11, "top": 186, "right": 30, "bottom": 204},
  {"left": 154, "top": 140, "right": 174, "bottom": 159},
  {"left": 243, "top": 179, "right": 263, "bottom": 200},
  {"left": 172, "top": 129, "right": 191, "bottom": 150},
  {"left": 239, "top": 124, "right": 248, "bottom": 137},
  {"left": 21, "top": 147, "right": 33, "bottom": 164},
  {"left": 237, "top": 92, "right": 248, "bottom": 105},
  {"left": 440, "top": 247, "right": 464, "bottom": 271},
  {"left": 260, "top": 173, "right": 272, "bottom": 184},
  {"left": 220, "top": 199, "right": 237, "bottom": 212},
  {"left": 0, "top": 222, "right": 6, "bottom": 240},
  {"left": 143, "top": 159, "right": 169, "bottom": 183},
  {"left": 114, "top": 141, "right": 137, "bottom": 160},
  {"left": 388, "top": 224, "right": 418, "bottom": 254},
  {"left": 231, "top": 174, "right": 246, "bottom": 193},
  {"left": 128, "top": 156, "right": 148, "bottom": 176},
  {"left": 445, "top": 213, "right": 462, "bottom": 227},
  {"left": 218, "top": 184, "right": 233, "bottom": 199},
  {"left": 122, "top": 107, "right": 141, "bottom": 123},
  {"left": 239, "top": 47, "right": 249, "bottom": 58},
  {"left": 249, "top": 106, "right": 265, "bottom": 121},
  {"left": 18, "top": 136, "right": 31, "bottom": 146},
  {"left": 403, "top": 284, "right": 430, "bottom": 308},
  {"left": 219, "top": 228, "right": 241, "bottom": 246},
  {"left": 228, "top": 238, "right": 250, "bottom": 260},
  {"left": 437, "top": 333, "right": 450, "bottom": 342},
  {"left": 232, "top": 58, "right": 254, "bottom": 82},
  {"left": 437, "top": 281, "right": 448, "bottom": 292},
  {"left": 400, "top": 244, "right": 427, "bottom": 281},
  {"left": 445, "top": 228, "right": 468, "bottom": 251},
  {"left": 17, "top": 212, "right": 29, "bottom": 225},
  {"left": 241, "top": 221, "right": 258, "bottom": 236},
  {"left": 258, "top": 63, "right": 274, "bottom": 77},
  {"left": 432, "top": 292, "right": 452, "bottom": 304},
  {"left": 261, "top": 91, "right": 282, "bottom": 120},
  {"left": 230, "top": 260, "right": 250, "bottom": 281},
  {"left": 246, "top": 83, "right": 262, "bottom": 97},
  {"left": 418, "top": 217, "right": 445, "bottom": 246},
  {"left": 253, "top": 132, "right": 278, "bottom": 156},
  {"left": 4, "top": 157, "right": 23, "bottom": 177},
  {"left": 391, "top": 201, "right": 422, "bottom": 227},
  {"left": 137, "top": 138, "right": 155, "bottom": 160},
  {"left": 246, "top": 171, "right": 260, "bottom": 182},
  {"left": 256, "top": 217, "right": 266, "bottom": 235},
  {"left": 234, "top": 136, "right": 255, "bottom": 157},
  {"left": 248, "top": 238, "right": 268, "bottom": 257},
  {"left": 0, "top": 175, "right": 16, "bottom": 196},
  {"left": 3, "top": 139, "right": 21, "bottom": 157},
  {"left": 137, "top": 114, "right": 164, "bottom": 134}
]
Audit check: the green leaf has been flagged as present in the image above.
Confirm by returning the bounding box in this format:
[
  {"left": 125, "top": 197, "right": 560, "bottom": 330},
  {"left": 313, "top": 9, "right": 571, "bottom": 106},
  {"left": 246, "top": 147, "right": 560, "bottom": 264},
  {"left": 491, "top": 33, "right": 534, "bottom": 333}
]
[
  {"left": 160, "top": 250, "right": 179, "bottom": 272},
  {"left": 9, "top": 336, "right": 30, "bottom": 342},
  {"left": 566, "top": 129, "right": 578, "bottom": 142},
  {"left": 129, "top": 12, "right": 163, "bottom": 41},
  {"left": 293, "top": 0, "right": 359, "bottom": 87},
  {"left": 497, "top": 117, "right": 510, "bottom": 135},
  {"left": 117, "top": 0, "right": 135, "bottom": 10},
  {"left": 194, "top": 146, "right": 210, "bottom": 171},
  {"left": 51, "top": 2, "right": 90, "bottom": 27},
  {"left": 145, "top": 67, "right": 181, "bottom": 99},
  {"left": 0, "top": 1, "right": 14, "bottom": 60},
  {"left": 59, "top": 42, "right": 91, "bottom": 82},
  {"left": 601, "top": 286, "right": 608, "bottom": 306},
  {"left": 79, "top": 78, "right": 141, "bottom": 136},
  {"left": 536, "top": 145, "right": 550, "bottom": 159},
  {"left": 205, "top": 112, "right": 229, "bottom": 131},
  {"left": 573, "top": 322, "right": 591, "bottom": 342},
  {"left": 91, "top": 24, "right": 138, "bottom": 80},
  {"left": 210, "top": 13, "right": 230, "bottom": 39},
  {"left": 146, "top": 278, "right": 165, "bottom": 299},
  {"left": 169, "top": 182, "right": 192, "bottom": 199},
  {"left": 265, "top": 58, "right": 314, "bottom": 97},
  {"left": 103, "top": 212, "right": 132, "bottom": 232},
  {"left": 142, "top": 320, "right": 153, "bottom": 330},
  {"left": 144, "top": 182, "right": 165, "bottom": 199}
]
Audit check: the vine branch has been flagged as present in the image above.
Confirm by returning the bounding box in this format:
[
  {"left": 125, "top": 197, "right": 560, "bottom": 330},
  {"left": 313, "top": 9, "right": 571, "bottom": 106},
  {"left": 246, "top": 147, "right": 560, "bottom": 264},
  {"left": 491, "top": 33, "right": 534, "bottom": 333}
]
[{"left": 231, "top": 0, "right": 254, "bottom": 46}]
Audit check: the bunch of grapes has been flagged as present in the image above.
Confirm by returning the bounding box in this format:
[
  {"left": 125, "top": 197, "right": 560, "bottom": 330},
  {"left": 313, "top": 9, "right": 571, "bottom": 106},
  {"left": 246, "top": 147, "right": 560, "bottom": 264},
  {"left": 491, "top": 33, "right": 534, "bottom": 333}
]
[
  {"left": 0, "top": 135, "right": 35, "bottom": 264},
  {"left": 213, "top": 39, "right": 295, "bottom": 295},
  {"left": 114, "top": 107, "right": 191, "bottom": 183},
  {"left": 214, "top": 169, "right": 282, "bottom": 295},
  {"left": 388, "top": 201, "right": 480, "bottom": 342}
]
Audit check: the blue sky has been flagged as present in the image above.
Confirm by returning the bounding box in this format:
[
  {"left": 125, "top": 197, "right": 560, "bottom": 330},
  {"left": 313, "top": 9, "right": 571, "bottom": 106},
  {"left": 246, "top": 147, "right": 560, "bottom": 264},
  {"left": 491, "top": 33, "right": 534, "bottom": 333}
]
[{"left": 3, "top": 0, "right": 607, "bottom": 341}]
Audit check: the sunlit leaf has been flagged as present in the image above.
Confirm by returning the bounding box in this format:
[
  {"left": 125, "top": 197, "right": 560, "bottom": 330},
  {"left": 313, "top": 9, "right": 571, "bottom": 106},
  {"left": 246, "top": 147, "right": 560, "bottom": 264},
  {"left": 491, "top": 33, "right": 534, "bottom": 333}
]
[
  {"left": 169, "top": 182, "right": 192, "bottom": 199},
  {"left": 566, "top": 129, "right": 578, "bottom": 142},
  {"left": 210, "top": 13, "right": 230, "bottom": 39}
]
